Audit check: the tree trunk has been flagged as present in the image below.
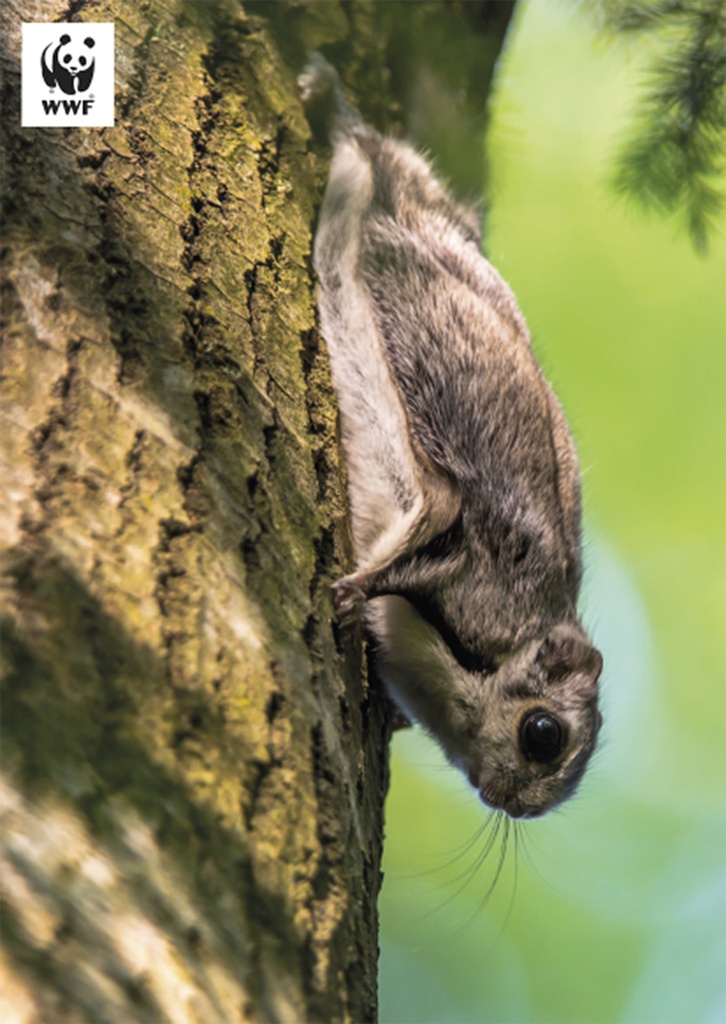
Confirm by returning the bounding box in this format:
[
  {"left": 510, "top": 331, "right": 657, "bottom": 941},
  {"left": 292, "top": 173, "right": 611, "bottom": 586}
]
[{"left": 0, "top": 2, "right": 514, "bottom": 1021}]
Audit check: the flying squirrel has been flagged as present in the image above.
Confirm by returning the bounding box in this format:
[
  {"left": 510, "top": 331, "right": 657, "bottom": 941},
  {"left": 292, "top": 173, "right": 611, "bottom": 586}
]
[{"left": 299, "top": 53, "right": 603, "bottom": 820}]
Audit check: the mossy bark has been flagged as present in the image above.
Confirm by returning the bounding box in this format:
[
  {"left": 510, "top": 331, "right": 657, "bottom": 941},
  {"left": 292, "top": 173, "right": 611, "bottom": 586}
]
[{"left": 0, "top": 2, "right": 514, "bottom": 1021}]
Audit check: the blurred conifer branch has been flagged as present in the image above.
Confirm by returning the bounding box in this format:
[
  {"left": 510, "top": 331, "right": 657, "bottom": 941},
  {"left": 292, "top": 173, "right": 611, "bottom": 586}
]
[{"left": 591, "top": 0, "right": 726, "bottom": 252}]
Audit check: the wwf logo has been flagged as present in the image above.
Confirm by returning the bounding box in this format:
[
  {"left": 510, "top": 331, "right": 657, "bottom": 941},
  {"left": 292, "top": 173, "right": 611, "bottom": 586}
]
[
  {"left": 41, "top": 32, "right": 96, "bottom": 96},
  {"left": 22, "top": 22, "right": 113, "bottom": 128}
]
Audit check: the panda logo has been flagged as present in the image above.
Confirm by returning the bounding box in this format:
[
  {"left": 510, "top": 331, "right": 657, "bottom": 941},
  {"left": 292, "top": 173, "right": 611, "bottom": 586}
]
[{"left": 41, "top": 33, "right": 96, "bottom": 96}]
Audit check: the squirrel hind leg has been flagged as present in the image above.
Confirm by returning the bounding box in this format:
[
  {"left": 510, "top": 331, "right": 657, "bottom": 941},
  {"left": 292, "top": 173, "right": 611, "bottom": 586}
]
[{"left": 313, "top": 125, "right": 462, "bottom": 624}]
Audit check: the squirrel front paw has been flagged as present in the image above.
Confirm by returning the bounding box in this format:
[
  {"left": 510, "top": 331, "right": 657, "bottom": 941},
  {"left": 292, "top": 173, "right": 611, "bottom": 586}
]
[{"left": 331, "top": 574, "right": 367, "bottom": 629}]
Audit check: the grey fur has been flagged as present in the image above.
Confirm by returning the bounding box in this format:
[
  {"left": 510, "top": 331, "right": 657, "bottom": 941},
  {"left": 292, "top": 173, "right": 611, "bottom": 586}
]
[{"left": 300, "top": 54, "right": 603, "bottom": 819}]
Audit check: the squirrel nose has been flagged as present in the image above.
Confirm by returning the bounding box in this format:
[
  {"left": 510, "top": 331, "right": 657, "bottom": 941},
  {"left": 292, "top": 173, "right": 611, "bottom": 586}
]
[{"left": 502, "top": 796, "right": 528, "bottom": 819}]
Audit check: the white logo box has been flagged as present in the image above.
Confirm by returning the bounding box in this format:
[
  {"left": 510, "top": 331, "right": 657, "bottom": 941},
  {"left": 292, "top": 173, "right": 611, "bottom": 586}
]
[{"left": 22, "top": 22, "right": 114, "bottom": 128}]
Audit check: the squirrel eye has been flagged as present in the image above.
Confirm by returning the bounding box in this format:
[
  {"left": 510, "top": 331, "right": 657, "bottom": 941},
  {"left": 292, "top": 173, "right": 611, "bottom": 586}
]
[{"left": 519, "top": 712, "right": 565, "bottom": 763}]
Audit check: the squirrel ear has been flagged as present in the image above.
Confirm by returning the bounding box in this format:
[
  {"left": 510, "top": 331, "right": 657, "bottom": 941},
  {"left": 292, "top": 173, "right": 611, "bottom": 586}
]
[{"left": 537, "top": 624, "right": 603, "bottom": 684}]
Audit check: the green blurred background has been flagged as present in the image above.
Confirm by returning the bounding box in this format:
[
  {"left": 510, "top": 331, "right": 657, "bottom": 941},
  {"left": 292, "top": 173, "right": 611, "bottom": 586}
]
[{"left": 378, "top": 2, "right": 726, "bottom": 1022}]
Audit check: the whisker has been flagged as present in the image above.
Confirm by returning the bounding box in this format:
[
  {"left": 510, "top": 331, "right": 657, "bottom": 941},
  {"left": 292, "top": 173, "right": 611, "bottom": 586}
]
[
  {"left": 410, "top": 813, "right": 506, "bottom": 921},
  {"left": 504, "top": 821, "right": 521, "bottom": 929},
  {"left": 450, "top": 815, "right": 512, "bottom": 937},
  {"left": 427, "top": 815, "right": 503, "bottom": 892},
  {"left": 515, "top": 824, "right": 567, "bottom": 897},
  {"left": 473, "top": 820, "right": 522, "bottom": 948},
  {"left": 515, "top": 821, "right": 541, "bottom": 871},
  {"left": 438, "top": 810, "right": 496, "bottom": 857},
  {"left": 391, "top": 812, "right": 495, "bottom": 882},
  {"left": 397, "top": 813, "right": 539, "bottom": 940}
]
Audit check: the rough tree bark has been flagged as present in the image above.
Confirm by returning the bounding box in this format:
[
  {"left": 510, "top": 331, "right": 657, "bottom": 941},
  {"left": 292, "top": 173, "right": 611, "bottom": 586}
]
[{"left": 0, "top": 2, "right": 514, "bottom": 1021}]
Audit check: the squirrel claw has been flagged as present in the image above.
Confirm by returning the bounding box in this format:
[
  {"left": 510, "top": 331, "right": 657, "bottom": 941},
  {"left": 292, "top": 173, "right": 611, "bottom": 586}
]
[
  {"left": 332, "top": 575, "right": 367, "bottom": 628},
  {"left": 389, "top": 706, "right": 412, "bottom": 732}
]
